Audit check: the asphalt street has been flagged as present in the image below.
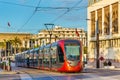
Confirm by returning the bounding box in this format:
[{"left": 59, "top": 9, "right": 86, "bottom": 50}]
[{"left": 0, "top": 63, "right": 120, "bottom": 80}]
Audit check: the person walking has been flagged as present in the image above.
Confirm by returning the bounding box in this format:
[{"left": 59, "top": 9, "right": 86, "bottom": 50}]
[
  {"left": 7, "top": 58, "right": 11, "bottom": 71},
  {"left": 3, "top": 58, "right": 6, "bottom": 71},
  {"left": 27, "top": 57, "right": 30, "bottom": 68}
]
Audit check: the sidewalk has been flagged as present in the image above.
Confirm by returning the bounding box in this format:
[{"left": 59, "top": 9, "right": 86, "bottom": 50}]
[
  {"left": 1, "top": 63, "right": 120, "bottom": 74},
  {"left": 83, "top": 64, "right": 120, "bottom": 73},
  {"left": 0, "top": 62, "right": 18, "bottom": 74},
  {"left": 0, "top": 68, "right": 3, "bottom": 72}
]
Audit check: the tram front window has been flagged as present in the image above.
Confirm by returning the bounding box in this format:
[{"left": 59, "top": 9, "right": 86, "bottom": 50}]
[{"left": 65, "top": 45, "right": 80, "bottom": 61}]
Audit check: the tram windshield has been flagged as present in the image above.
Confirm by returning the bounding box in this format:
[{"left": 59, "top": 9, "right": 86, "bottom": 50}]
[{"left": 65, "top": 41, "right": 80, "bottom": 61}]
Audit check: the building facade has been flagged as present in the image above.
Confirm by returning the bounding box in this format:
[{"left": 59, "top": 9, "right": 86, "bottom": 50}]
[
  {"left": 0, "top": 26, "right": 87, "bottom": 61},
  {"left": 0, "top": 32, "right": 32, "bottom": 59},
  {"left": 88, "top": 0, "right": 120, "bottom": 67},
  {"left": 37, "top": 26, "right": 87, "bottom": 47}
]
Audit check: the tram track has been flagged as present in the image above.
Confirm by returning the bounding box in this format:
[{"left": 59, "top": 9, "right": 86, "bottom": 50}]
[
  {"left": 16, "top": 67, "right": 82, "bottom": 80},
  {"left": 15, "top": 66, "right": 92, "bottom": 80},
  {"left": 16, "top": 67, "right": 60, "bottom": 80}
]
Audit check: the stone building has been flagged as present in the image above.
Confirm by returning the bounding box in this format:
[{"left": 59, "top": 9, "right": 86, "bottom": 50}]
[
  {"left": 88, "top": 0, "right": 120, "bottom": 67},
  {"left": 36, "top": 26, "right": 87, "bottom": 47},
  {"left": 0, "top": 32, "right": 31, "bottom": 59},
  {"left": 0, "top": 26, "right": 87, "bottom": 61}
]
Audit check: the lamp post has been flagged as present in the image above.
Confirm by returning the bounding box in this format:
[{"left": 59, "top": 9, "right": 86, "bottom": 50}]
[
  {"left": 44, "top": 23, "right": 54, "bottom": 69},
  {"left": 96, "top": 20, "right": 100, "bottom": 68},
  {"left": 44, "top": 23, "right": 54, "bottom": 44},
  {"left": 6, "top": 41, "right": 11, "bottom": 71},
  {"left": 87, "top": 19, "right": 100, "bottom": 68}
]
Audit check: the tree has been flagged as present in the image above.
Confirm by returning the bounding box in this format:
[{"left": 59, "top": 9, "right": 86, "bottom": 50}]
[
  {"left": 2, "top": 39, "right": 12, "bottom": 57},
  {"left": 10, "top": 37, "right": 22, "bottom": 55},
  {"left": 84, "top": 46, "right": 87, "bottom": 54},
  {"left": 2, "top": 39, "right": 7, "bottom": 57}
]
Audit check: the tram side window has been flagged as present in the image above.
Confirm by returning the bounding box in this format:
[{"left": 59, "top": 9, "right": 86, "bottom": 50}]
[{"left": 58, "top": 46, "right": 64, "bottom": 62}]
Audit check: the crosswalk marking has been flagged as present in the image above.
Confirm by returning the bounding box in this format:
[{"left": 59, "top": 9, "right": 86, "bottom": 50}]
[{"left": 20, "top": 74, "right": 33, "bottom": 80}]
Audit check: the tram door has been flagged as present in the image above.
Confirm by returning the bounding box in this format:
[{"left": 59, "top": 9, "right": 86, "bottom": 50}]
[
  {"left": 39, "top": 49, "right": 43, "bottom": 67},
  {"left": 29, "top": 53, "right": 33, "bottom": 67},
  {"left": 43, "top": 47, "right": 50, "bottom": 67},
  {"left": 50, "top": 46, "right": 57, "bottom": 68},
  {"left": 34, "top": 50, "right": 39, "bottom": 67},
  {"left": 57, "top": 46, "right": 64, "bottom": 66},
  {"left": 51, "top": 45, "right": 64, "bottom": 68}
]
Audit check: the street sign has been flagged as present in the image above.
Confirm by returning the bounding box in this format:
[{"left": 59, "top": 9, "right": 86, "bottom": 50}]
[{"left": 99, "top": 56, "right": 104, "bottom": 61}]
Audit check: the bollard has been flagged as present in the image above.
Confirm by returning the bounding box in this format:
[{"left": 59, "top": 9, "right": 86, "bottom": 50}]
[
  {"left": 3, "top": 62, "right": 6, "bottom": 71},
  {"left": 7, "top": 65, "right": 10, "bottom": 71},
  {"left": 108, "top": 61, "right": 112, "bottom": 66},
  {"left": 7, "top": 58, "right": 11, "bottom": 71}
]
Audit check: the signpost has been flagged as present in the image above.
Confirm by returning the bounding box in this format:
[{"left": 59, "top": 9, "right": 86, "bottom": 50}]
[
  {"left": 96, "top": 20, "right": 100, "bottom": 68},
  {"left": 44, "top": 23, "right": 54, "bottom": 69}
]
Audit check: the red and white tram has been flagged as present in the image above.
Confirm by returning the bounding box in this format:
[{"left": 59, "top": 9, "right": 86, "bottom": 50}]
[{"left": 15, "top": 39, "right": 83, "bottom": 72}]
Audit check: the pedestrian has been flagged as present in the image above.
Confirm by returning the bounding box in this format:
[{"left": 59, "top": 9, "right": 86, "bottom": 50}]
[
  {"left": 8, "top": 58, "right": 11, "bottom": 71},
  {"left": 3, "top": 58, "right": 6, "bottom": 70},
  {"left": 0, "top": 58, "right": 1, "bottom": 63},
  {"left": 6, "top": 58, "right": 9, "bottom": 71},
  {"left": 0, "top": 58, "right": 2, "bottom": 68},
  {"left": 108, "top": 60, "right": 112, "bottom": 66},
  {"left": 103, "top": 61, "right": 108, "bottom": 66},
  {"left": 27, "top": 57, "right": 29, "bottom": 68}
]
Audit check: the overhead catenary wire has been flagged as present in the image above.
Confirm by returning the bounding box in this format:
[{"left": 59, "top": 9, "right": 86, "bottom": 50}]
[
  {"left": 35, "top": 6, "right": 87, "bottom": 12},
  {"left": 17, "top": 11, "right": 36, "bottom": 32},
  {"left": 36, "top": 0, "right": 42, "bottom": 8},
  {"left": 0, "top": 0, "right": 87, "bottom": 10},
  {"left": 0, "top": 0, "right": 116, "bottom": 9},
  {"left": 51, "top": 0, "right": 83, "bottom": 23},
  {"left": 0, "top": 0, "right": 35, "bottom": 8},
  {"left": 0, "top": 0, "right": 87, "bottom": 33},
  {"left": 17, "top": 0, "right": 42, "bottom": 32}
]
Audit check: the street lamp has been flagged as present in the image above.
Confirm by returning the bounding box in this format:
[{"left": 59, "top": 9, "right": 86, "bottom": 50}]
[
  {"left": 44, "top": 23, "right": 54, "bottom": 69},
  {"left": 96, "top": 20, "right": 100, "bottom": 68},
  {"left": 44, "top": 23, "right": 54, "bottom": 44},
  {"left": 87, "top": 19, "right": 100, "bottom": 68}
]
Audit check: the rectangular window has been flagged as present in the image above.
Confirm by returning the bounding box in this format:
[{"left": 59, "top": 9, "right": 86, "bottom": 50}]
[
  {"left": 111, "top": 40, "right": 113, "bottom": 47},
  {"left": 91, "top": 11, "right": 95, "bottom": 37},
  {"left": 97, "top": 8, "right": 102, "bottom": 35},
  {"left": 112, "top": 2, "right": 118, "bottom": 34},
  {"left": 91, "top": 42, "right": 95, "bottom": 49},
  {"left": 104, "top": 6, "right": 110, "bottom": 35},
  {"left": 99, "top": 41, "right": 102, "bottom": 48},
  {"left": 105, "top": 40, "right": 109, "bottom": 48},
  {"left": 101, "top": 41, "right": 104, "bottom": 48},
  {"left": 119, "top": 39, "right": 120, "bottom": 47}
]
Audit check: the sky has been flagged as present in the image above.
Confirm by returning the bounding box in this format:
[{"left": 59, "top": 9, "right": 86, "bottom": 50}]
[{"left": 0, "top": 0, "right": 88, "bottom": 34}]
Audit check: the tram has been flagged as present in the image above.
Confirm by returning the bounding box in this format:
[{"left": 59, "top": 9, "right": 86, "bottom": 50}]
[{"left": 15, "top": 39, "right": 83, "bottom": 72}]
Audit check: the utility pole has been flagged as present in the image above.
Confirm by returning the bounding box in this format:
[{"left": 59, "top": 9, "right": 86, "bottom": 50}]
[
  {"left": 96, "top": 20, "right": 100, "bottom": 68},
  {"left": 87, "top": 18, "right": 100, "bottom": 68},
  {"left": 6, "top": 41, "right": 11, "bottom": 71},
  {"left": 44, "top": 23, "right": 54, "bottom": 69},
  {"left": 6, "top": 41, "right": 11, "bottom": 57},
  {"left": 44, "top": 23, "right": 54, "bottom": 44}
]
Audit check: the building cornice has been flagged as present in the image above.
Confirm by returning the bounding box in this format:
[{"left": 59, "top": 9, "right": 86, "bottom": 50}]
[{"left": 0, "top": 32, "right": 31, "bottom": 35}]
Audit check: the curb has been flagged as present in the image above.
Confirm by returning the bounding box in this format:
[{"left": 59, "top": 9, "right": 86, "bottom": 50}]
[
  {"left": 0, "top": 68, "right": 18, "bottom": 74},
  {"left": 0, "top": 71, "right": 18, "bottom": 74},
  {"left": 84, "top": 68, "right": 120, "bottom": 71}
]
